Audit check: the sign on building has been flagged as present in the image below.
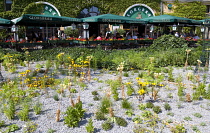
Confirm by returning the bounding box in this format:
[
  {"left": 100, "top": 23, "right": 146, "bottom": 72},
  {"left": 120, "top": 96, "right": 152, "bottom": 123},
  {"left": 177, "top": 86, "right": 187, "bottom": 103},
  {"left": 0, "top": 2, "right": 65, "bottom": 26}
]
[{"left": 123, "top": 4, "right": 155, "bottom": 19}]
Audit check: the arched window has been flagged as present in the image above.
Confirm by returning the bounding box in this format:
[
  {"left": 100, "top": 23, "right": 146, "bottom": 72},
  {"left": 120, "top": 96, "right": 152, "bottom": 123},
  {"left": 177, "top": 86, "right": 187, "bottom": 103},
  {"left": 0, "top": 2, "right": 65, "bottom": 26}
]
[{"left": 78, "top": 6, "right": 100, "bottom": 18}]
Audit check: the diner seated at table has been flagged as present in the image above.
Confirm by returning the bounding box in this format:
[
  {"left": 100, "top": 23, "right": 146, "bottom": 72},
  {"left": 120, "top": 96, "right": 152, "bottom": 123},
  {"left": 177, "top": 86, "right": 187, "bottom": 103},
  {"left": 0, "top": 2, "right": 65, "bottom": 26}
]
[
  {"left": 126, "top": 32, "right": 132, "bottom": 40},
  {"left": 96, "top": 34, "right": 102, "bottom": 40},
  {"left": 193, "top": 34, "right": 200, "bottom": 39}
]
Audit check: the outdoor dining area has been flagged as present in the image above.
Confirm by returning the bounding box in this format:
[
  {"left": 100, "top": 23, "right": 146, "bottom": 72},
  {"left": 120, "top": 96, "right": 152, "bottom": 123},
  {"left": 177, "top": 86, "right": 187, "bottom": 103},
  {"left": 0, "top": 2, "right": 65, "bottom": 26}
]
[{"left": 0, "top": 13, "right": 208, "bottom": 51}]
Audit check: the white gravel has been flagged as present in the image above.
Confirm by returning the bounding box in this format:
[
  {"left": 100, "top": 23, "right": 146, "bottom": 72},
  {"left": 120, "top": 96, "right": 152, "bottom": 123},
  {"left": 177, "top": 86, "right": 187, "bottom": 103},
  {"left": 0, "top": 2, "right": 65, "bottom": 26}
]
[{"left": 0, "top": 62, "right": 210, "bottom": 133}]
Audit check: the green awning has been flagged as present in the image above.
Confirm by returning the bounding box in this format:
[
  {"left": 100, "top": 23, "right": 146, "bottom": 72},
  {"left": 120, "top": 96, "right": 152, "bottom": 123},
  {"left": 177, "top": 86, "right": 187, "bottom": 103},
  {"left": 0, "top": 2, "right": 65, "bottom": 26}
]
[
  {"left": 0, "top": 17, "right": 12, "bottom": 25},
  {"left": 11, "top": 14, "right": 82, "bottom": 27},
  {"left": 82, "top": 14, "right": 146, "bottom": 24},
  {"left": 140, "top": 15, "right": 202, "bottom": 25}
]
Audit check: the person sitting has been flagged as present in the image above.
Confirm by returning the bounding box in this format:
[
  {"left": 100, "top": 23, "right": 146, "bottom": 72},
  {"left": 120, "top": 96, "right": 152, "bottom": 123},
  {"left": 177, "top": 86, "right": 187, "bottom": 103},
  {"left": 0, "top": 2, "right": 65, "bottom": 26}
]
[
  {"left": 96, "top": 34, "right": 102, "bottom": 40},
  {"left": 126, "top": 32, "right": 132, "bottom": 40},
  {"left": 193, "top": 34, "right": 200, "bottom": 39}
]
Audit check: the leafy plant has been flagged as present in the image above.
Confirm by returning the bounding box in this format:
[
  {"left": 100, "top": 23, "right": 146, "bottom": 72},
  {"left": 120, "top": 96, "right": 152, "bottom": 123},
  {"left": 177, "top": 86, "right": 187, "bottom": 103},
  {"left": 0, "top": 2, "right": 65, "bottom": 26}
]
[
  {"left": 33, "top": 102, "right": 42, "bottom": 115},
  {"left": 146, "top": 102, "right": 154, "bottom": 108},
  {"left": 193, "top": 113, "right": 202, "bottom": 118},
  {"left": 23, "top": 122, "right": 38, "bottom": 133},
  {"left": 53, "top": 93, "right": 59, "bottom": 101},
  {"left": 115, "top": 117, "right": 128, "bottom": 127},
  {"left": 70, "top": 88, "right": 77, "bottom": 93},
  {"left": 164, "top": 103, "right": 172, "bottom": 111},
  {"left": 200, "top": 122, "right": 206, "bottom": 126},
  {"left": 95, "top": 111, "right": 106, "bottom": 120},
  {"left": 191, "top": 126, "right": 200, "bottom": 132},
  {"left": 93, "top": 96, "right": 100, "bottom": 101},
  {"left": 138, "top": 103, "right": 146, "bottom": 110},
  {"left": 125, "top": 109, "right": 133, "bottom": 117},
  {"left": 91, "top": 91, "right": 98, "bottom": 95},
  {"left": 167, "top": 112, "right": 174, "bottom": 117},
  {"left": 86, "top": 119, "right": 95, "bottom": 133},
  {"left": 99, "top": 97, "right": 112, "bottom": 114},
  {"left": 0, "top": 120, "right": 5, "bottom": 127},
  {"left": 170, "top": 124, "right": 186, "bottom": 133},
  {"left": 5, "top": 124, "right": 19, "bottom": 132},
  {"left": 153, "top": 106, "right": 162, "bottom": 114},
  {"left": 18, "top": 103, "right": 30, "bottom": 121},
  {"left": 101, "top": 121, "right": 113, "bottom": 131},
  {"left": 47, "top": 128, "right": 56, "bottom": 133},
  {"left": 150, "top": 34, "right": 188, "bottom": 51},
  {"left": 121, "top": 99, "right": 132, "bottom": 109},
  {"left": 4, "top": 101, "right": 16, "bottom": 120},
  {"left": 64, "top": 101, "right": 85, "bottom": 127},
  {"left": 184, "top": 116, "right": 192, "bottom": 121}
]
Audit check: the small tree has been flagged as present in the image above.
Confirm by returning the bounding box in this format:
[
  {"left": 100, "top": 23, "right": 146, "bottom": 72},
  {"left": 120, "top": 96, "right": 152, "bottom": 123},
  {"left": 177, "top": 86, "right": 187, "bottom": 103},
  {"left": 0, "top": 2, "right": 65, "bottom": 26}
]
[{"left": 64, "top": 27, "right": 79, "bottom": 38}]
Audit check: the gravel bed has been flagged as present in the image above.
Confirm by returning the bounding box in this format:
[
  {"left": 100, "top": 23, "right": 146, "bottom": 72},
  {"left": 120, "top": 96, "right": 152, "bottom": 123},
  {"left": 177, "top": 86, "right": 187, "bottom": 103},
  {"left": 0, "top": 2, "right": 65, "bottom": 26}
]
[{"left": 0, "top": 63, "right": 210, "bottom": 133}]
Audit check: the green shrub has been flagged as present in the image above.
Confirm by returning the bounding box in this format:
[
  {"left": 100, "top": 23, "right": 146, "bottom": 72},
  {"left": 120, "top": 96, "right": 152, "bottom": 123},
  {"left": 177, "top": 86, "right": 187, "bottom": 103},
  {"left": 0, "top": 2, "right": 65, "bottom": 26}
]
[
  {"left": 146, "top": 102, "right": 154, "bottom": 108},
  {"left": 115, "top": 117, "right": 128, "bottom": 127},
  {"left": 70, "top": 88, "right": 77, "bottom": 93},
  {"left": 138, "top": 103, "right": 146, "bottom": 110},
  {"left": 153, "top": 106, "right": 162, "bottom": 114},
  {"left": 91, "top": 91, "right": 98, "bottom": 95},
  {"left": 121, "top": 99, "right": 132, "bottom": 109},
  {"left": 53, "top": 94, "right": 59, "bottom": 101},
  {"left": 164, "top": 103, "right": 171, "bottom": 111},
  {"left": 5, "top": 124, "right": 19, "bottom": 133},
  {"left": 170, "top": 124, "right": 186, "bottom": 133},
  {"left": 93, "top": 96, "right": 100, "bottom": 101},
  {"left": 95, "top": 111, "right": 106, "bottom": 120},
  {"left": 150, "top": 34, "right": 188, "bottom": 51},
  {"left": 64, "top": 101, "right": 85, "bottom": 127},
  {"left": 99, "top": 97, "right": 112, "bottom": 114},
  {"left": 184, "top": 116, "right": 192, "bottom": 121},
  {"left": 102, "top": 121, "right": 113, "bottom": 131},
  {"left": 193, "top": 113, "right": 202, "bottom": 118},
  {"left": 85, "top": 119, "right": 94, "bottom": 133},
  {"left": 23, "top": 122, "right": 38, "bottom": 133}
]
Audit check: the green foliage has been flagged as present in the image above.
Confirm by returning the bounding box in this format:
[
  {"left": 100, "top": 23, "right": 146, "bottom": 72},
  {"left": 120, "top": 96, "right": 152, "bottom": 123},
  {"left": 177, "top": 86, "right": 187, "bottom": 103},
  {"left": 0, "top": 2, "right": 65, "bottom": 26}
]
[
  {"left": 146, "top": 102, "right": 154, "bottom": 108},
  {"left": 53, "top": 93, "right": 59, "bottom": 101},
  {"left": 116, "top": 28, "right": 126, "bottom": 36},
  {"left": 64, "top": 101, "right": 85, "bottom": 127},
  {"left": 64, "top": 27, "right": 79, "bottom": 37},
  {"left": 5, "top": 124, "right": 19, "bottom": 133},
  {"left": 93, "top": 96, "right": 100, "bottom": 101},
  {"left": 193, "top": 113, "right": 202, "bottom": 118},
  {"left": 191, "top": 126, "right": 200, "bottom": 132},
  {"left": 200, "top": 122, "right": 206, "bottom": 126},
  {"left": 99, "top": 97, "right": 112, "bottom": 114},
  {"left": 70, "top": 88, "right": 78, "bottom": 93},
  {"left": 184, "top": 116, "right": 192, "bottom": 121},
  {"left": 167, "top": 112, "right": 174, "bottom": 117},
  {"left": 33, "top": 102, "right": 42, "bottom": 115},
  {"left": 91, "top": 91, "right": 98, "bottom": 95},
  {"left": 152, "top": 106, "right": 162, "bottom": 114},
  {"left": 23, "top": 122, "right": 38, "bottom": 133},
  {"left": 95, "top": 111, "right": 106, "bottom": 120},
  {"left": 115, "top": 117, "right": 128, "bottom": 127},
  {"left": 170, "top": 124, "right": 186, "bottom": 133},
  {"left": 121, "top": 99, "right": 132, "bottom": 109},
  {"left": 171, "top": 1, "right": 206, "bottom": 20},
  {"left": 101, "top": 121, "right": 113, "bottom": 131},
  {"left": 125, "top": 109, "right": 133, "bottom": 117},
  {"left": 86, "top": 119, "right": 95, "bottom": 133},
  {"left": 18, "top": 103, "right": 30, "bottom": 121},
  {"left": 150, "top": 35, "right": 188, "bottom": 51},
  {"left": 164, "top": 103, "right": 172, "bottom": 111},
  {"left": 138, "top": 103, "right": 146, "bottom": 110},
  {"left": 0, "top": 120, "right": 5, "bottom": 127},
  {"left": 4, "top": 101, "right": 15, "bottom": 120},
  {"left": 47, "top": 128, "right": 56, "bottom": 133}
]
